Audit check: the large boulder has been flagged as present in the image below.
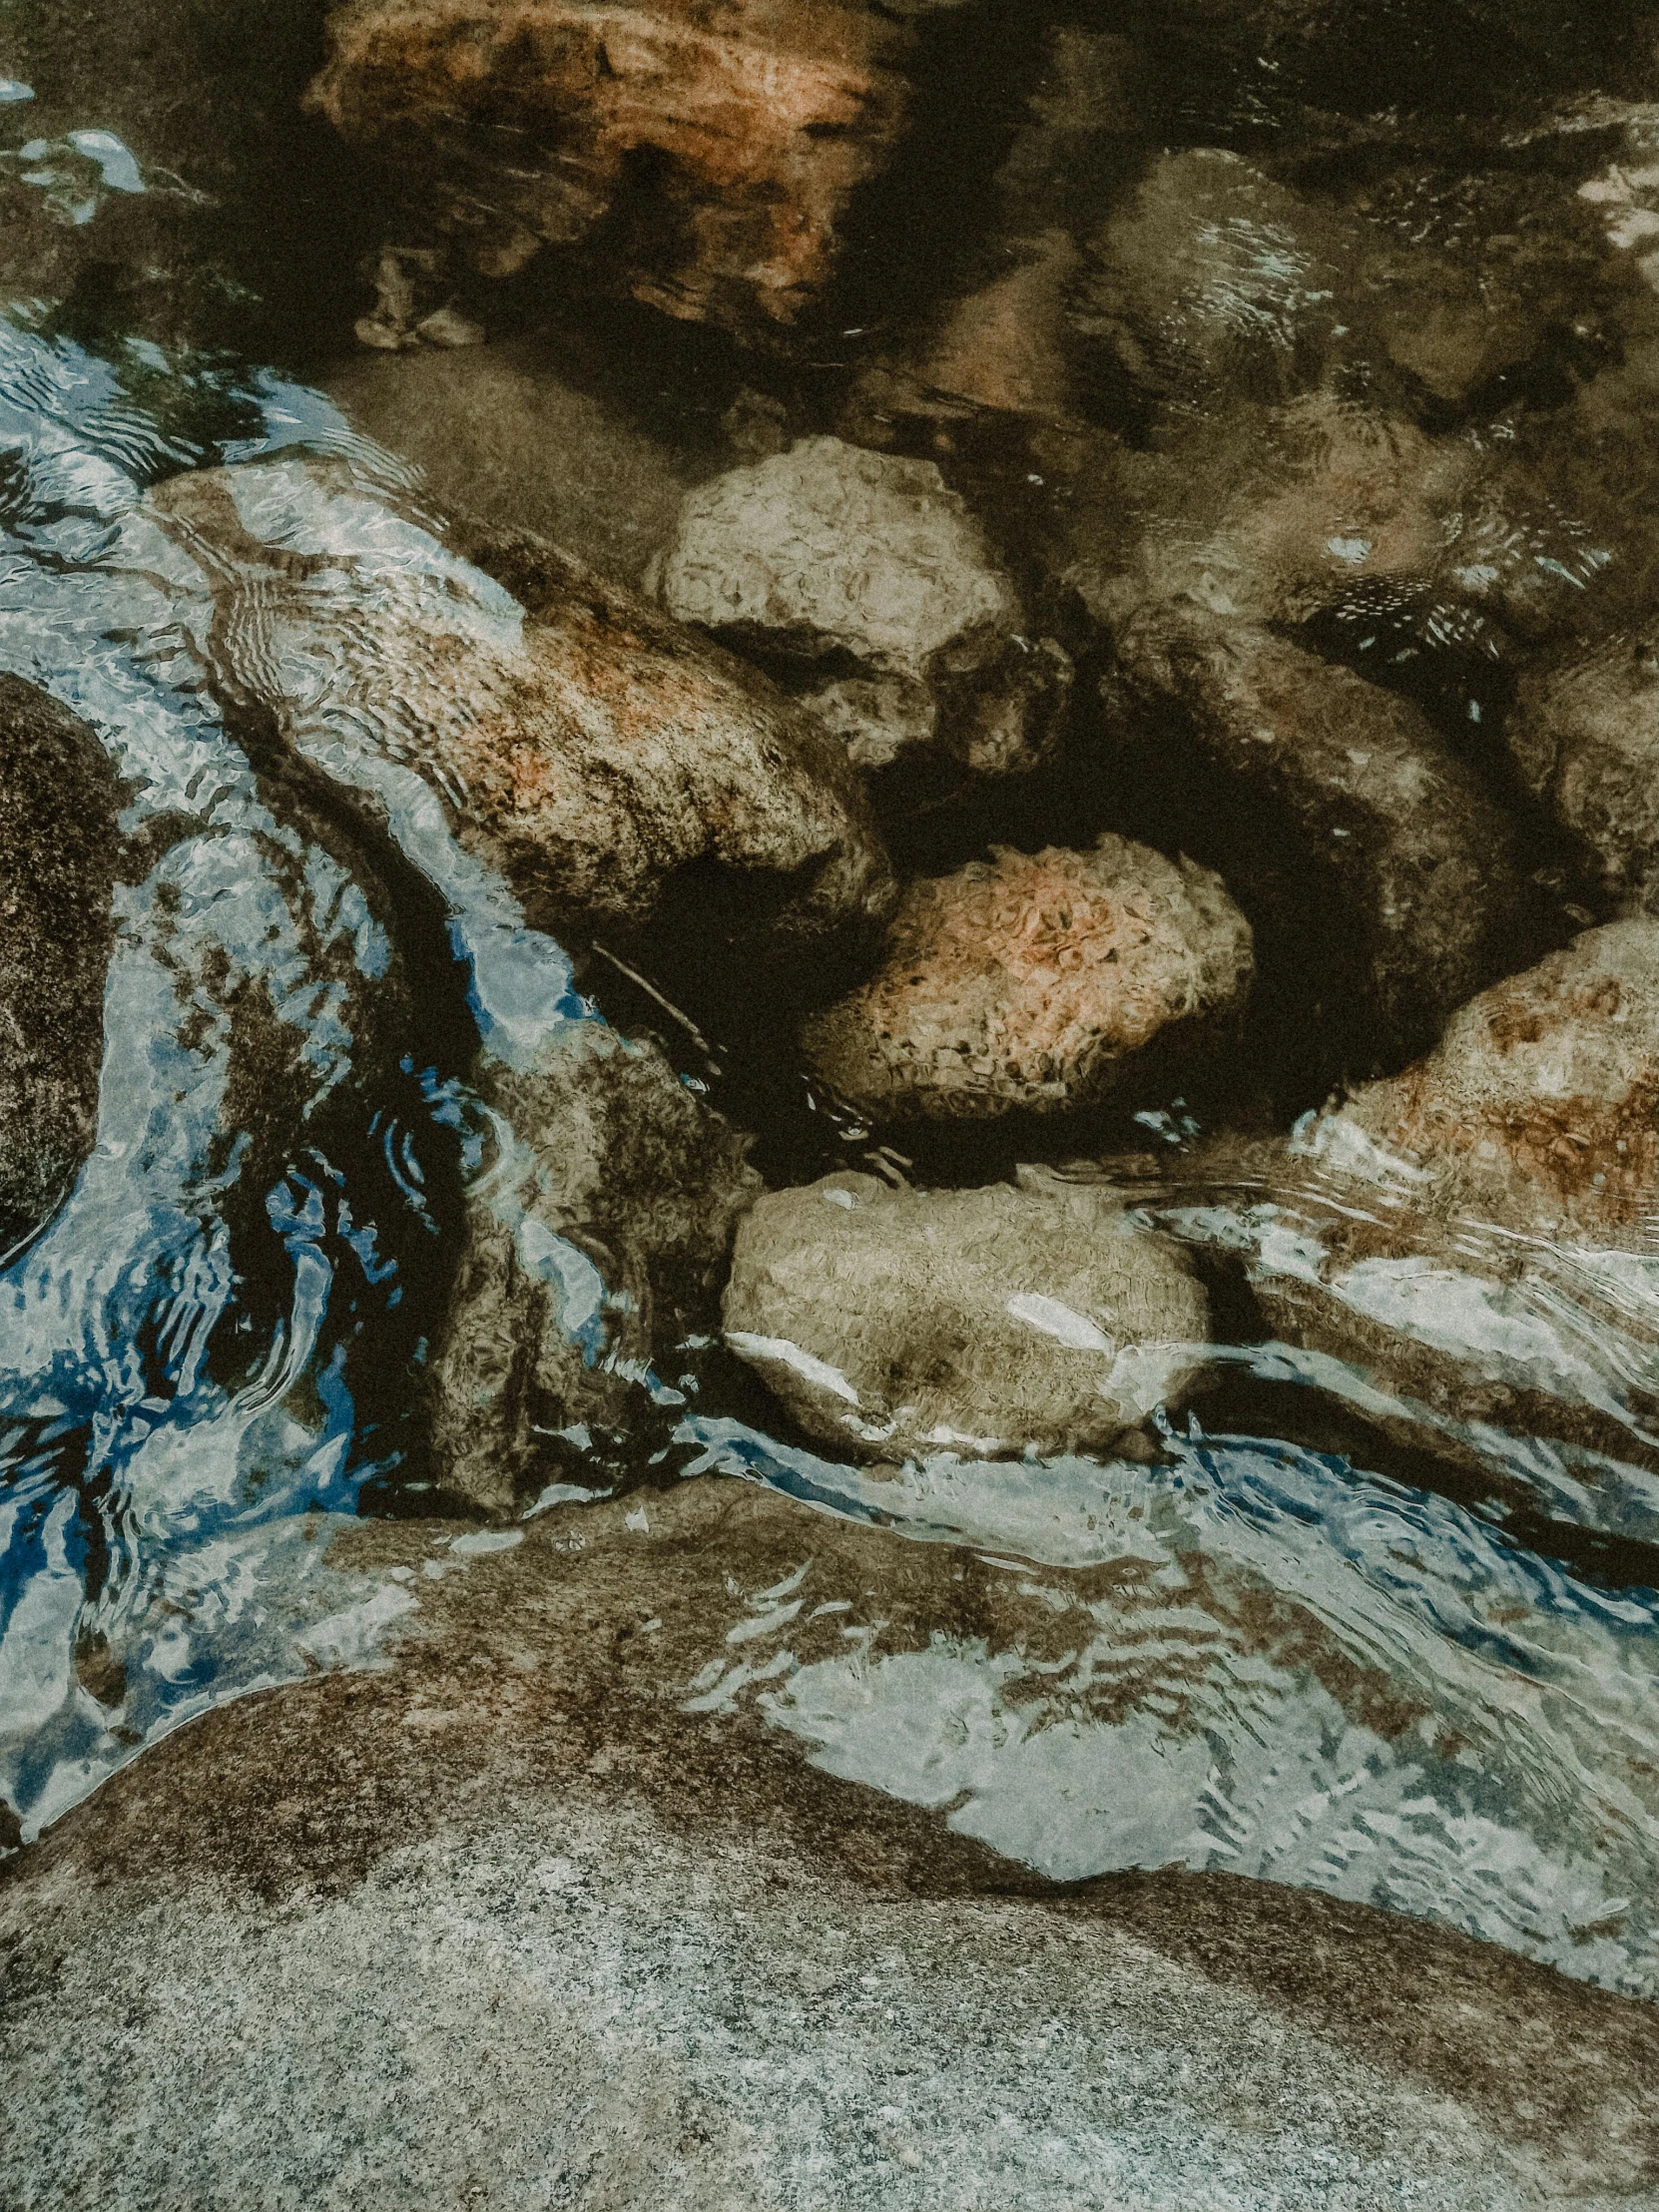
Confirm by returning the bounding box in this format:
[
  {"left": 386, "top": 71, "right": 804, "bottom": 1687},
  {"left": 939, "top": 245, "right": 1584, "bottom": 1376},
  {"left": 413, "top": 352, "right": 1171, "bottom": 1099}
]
[
  {"left": 0, "top": 678, "right": 121, "bottom": 1254},
  {"left": 7, "top": 1477, "right": 1656, "bottom": 2209},
  {"left": 146, "top": 455, "right": 894, "bottom": 955},
  {"left": 723, "top": 1167, "right": 1209, "bottom": 1460},
  {"left": 306, "top": 0, "right": 920, "bottom": 343},
  {"left": 1115, "top": 616, "right": 1531, "bottom": 1065},
  {"left": 802, "top": 834, "right": 1253, "bottom": 1123},
  {"left": 649, "top": 435, "right": 1072, "bottom": 778},
  {"left": 433, "top": 1022, "right": 760, "bottom": 1516}
]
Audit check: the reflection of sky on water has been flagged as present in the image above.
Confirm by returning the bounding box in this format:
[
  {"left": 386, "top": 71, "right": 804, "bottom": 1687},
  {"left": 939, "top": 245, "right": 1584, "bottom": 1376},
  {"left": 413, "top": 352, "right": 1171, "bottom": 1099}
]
[
  {"left": 0, "top": 316, "right": 594, "bottom": 1841},
  {"left": 1, "top": 304, "right": 1659, "bottom": 2003},
  {"left": 682, "top": 1417, "right": 1659, "bottom": 1994}
]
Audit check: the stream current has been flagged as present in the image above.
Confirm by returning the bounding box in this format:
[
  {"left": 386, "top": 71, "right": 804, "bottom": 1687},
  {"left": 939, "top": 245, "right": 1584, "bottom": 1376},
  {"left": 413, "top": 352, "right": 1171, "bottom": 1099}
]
[{"left": 4, "top": 14, "right": 1659, "bottom": 2007}]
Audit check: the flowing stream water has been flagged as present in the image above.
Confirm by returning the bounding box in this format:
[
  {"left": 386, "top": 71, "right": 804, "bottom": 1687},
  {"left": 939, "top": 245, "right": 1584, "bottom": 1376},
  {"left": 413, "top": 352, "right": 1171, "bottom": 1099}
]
[{"left": 5, "top": 1, "right": 1659, "bottom": 2009}]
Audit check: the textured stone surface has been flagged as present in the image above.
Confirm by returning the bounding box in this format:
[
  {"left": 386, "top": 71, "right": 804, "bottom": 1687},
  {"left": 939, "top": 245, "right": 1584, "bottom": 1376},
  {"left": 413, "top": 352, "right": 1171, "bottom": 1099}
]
[
  {"left": 307, "top": 0, "right": 914, "bottom": 340},
  {"left": 1312, "top": 918, "right": 1659, "bottom": 1240},
  {"left": 1512, "top": 632, "right": 1659, "bottom": 912},
  {"left": 1117, "top": 615, "right": 1529, "bottom": 1063},
  {"left": 723, "top": 1167, "right": 1209, "bottom": 1459},
  {"left": 147, "top": 455, "right": 894, "bottom": 952},
  {"left": 651, "top": 435, "right": 1070, "bottom": 776},
  {"left": 433, "top": 1023, "right": 760, "bottom": 1516},
  {"left": 0, "top": 677, "right": 120, "bottom": 1254},
  {"left": 803, "top": 834, "right": 1253, "bottom": 1122},
  {"left": 1177, "top": 922, "right": 1659, "bottom": 1479},
  {"left": 5, "top": 1476, "right": 1658, "bottom": 2212},
  {"left": 324, "top": 337, "right": 701, "bottom": 587}
]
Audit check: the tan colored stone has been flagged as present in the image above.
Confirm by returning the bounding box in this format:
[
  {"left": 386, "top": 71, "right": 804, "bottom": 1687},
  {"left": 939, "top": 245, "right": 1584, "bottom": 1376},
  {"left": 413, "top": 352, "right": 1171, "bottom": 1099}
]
[
  {"left": 724, "top": 1167, "right": 1209, "bottom": 1459},
  {"left": 146, "top": 456, "right": 894, "bottom": 952},
  {"left": 651, "top": 434, "right": 1069, "bottom": 777},
  {"left": 802, "top": 835, "right": 1253, "bottom": 1123}
]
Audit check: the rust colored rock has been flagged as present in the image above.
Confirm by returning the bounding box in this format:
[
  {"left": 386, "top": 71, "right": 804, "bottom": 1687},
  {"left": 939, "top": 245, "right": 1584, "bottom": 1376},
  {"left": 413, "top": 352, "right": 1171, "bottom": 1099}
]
[
  {"left": 802, "top": 834, "right": 1253, "bottom": 1123},
  {"left": 1310, "top": 918, "right": 1659, "bottom": 1240},
  {"left": 1170, "top": 923, "right": 1659, "bottom": 1486},
  {"left": 308, "top": 0, "right": 912, "bottom": 340},
  {"left": 146, "top": 456, "right": 894, "bottom": 956}
]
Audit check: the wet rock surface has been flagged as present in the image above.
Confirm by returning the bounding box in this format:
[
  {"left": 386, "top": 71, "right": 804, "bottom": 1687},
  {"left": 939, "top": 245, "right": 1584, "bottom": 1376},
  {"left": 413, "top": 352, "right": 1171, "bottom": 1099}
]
[
  {"left": 323, "top": 337, "right": 702, "bottom": 587},
  {"left": 433, "top": 1023, "right": 759, "bottom": 1517},
  {"left": 308, "top": 0, "right": 922, "bottom": 343},
  {"left": 724, "top": 1167, "right": 1208, "bottom": 1460},
  {"left": 4, "top": 1478, "right": 1658, "bottom": 2212},
  {"left": 1512, "top": 633, "right": 1659, "bottom": 913},
  {"left": 0, "top": 678, "right": 121, "bottom": 1255},
  {"left": 148, "top": 454, "right": 895, "bottom": 953},
  {"left": 650, "top": 434, "right": 1070, "bottom": 778},
  {"left": 803, "top": 833, "right": 1253, "bottom": 1123},
  {"left": 1113, "top": 616, "right": 1532, "bottom": 1066}
]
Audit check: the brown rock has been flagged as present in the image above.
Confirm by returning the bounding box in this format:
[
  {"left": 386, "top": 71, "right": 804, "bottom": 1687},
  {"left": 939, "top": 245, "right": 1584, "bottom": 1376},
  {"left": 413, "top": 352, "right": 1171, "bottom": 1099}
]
[
  {"left": 724, "top": 1167, "right": 1209, "bottom": 1459},
  {"left": 307, "top": 0, "right": 914, "bottom": 341},
  {"left": 432, "top": 1022, "right": 761, "bottom": 1517},
  {"left": 1116, "top": 615, "right": 1530, "bottom": 1062},
  {"left": 1313, "top": 917, "right": 1659, "bottom": 1241},
  {"left": 0, "top": 677, "right": 121, "bottom": 1253},
  {"left": 1510, "top": 630, "right": 1659, "bottom": 913},
  {"left": 802, "top": 834, "right": 1253, "bottom": 1123},
  {"left": 1174, "top": 923, "right": 1659, "bottom": 1483},
  {"left": 146, "top": 455, "right": 894, "bottom": 955}
]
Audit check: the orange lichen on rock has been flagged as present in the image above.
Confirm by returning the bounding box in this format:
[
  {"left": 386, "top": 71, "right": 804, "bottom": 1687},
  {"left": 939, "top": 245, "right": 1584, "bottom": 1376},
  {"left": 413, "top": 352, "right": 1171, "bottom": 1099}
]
[
  {"left": 309, "top": 0, "right": 911, "bottom": 333},
  {"left": 803, "top": 834, "right": 1253, "bottom": 1121},
  {"left": 1309, "top": 921, "right": 1659, "bottom": 1235}
]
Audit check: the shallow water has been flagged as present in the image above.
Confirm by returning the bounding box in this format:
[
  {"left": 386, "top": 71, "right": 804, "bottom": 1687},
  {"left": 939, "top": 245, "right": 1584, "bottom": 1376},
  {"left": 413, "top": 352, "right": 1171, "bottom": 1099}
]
[{"left": 5, "top": 1, "right": 1659, "bottom": 2007}]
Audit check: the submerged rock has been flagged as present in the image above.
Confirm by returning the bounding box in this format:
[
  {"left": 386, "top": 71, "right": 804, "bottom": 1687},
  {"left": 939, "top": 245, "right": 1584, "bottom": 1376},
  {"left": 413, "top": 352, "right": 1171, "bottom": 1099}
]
[
  {"left": 433, "top": 1023, "right": 760, "bottom": 1517},
  {"left": 1306, "top": 918, "right": 1659, "bottom": 1241},
  {"left": 323, "top": 338, "right": 700, "bottom": 588},
  {"left": 1180, "top": 922, "right": 1659, "bottom": 1477},
  {"left": 147, "top": 455, "right": 894, "bottom": 954},
  {"left": 1511, "top": 632, "right": 1659, "bottom": 912},
  {"left": 307, "top": 0, "right": 917, "bottom": 343},
  {"left": 0, "top": 678, "right": 120, "bottom": 1253},
  {"left": 724, "top": 1168, "right": 1208, "bottom": 1460},
  {"left": 649, "top": 435, "right": 1071, "bottom": 777},
  {"left": 1115, "top": 616, "right": 1530, "bottom": 1064},
  {"left": 802, "top": 835, "right": 1253, "bottom": 1123}
]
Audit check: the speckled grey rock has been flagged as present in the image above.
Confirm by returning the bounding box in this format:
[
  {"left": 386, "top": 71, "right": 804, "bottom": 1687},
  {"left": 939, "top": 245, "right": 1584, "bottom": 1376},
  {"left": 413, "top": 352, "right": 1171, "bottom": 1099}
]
[
  {"left": 802, "top": 832, "right": 1253, "bottom": 1122},
  {"left": 0, "top": 677, "right": 120, "bottom": 1254},
  {"left": 1117, "top": 614, "right": 1530, "bottom": 1062},
  {"left": 3, "top": 1478, "right": 1657, "bottom": 2212},
  {"left": 650, "top": 435, "right": 1072, "bottom": 777},
  {"left": 148, "top": 455, "right": 895, "bottom": 956},
  {"left": 434, "top": 1024, "right": 760, "bottom": 1517},
  {"left": 724, "top": 1168, "right": 1209, "bottom": 1459}
]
